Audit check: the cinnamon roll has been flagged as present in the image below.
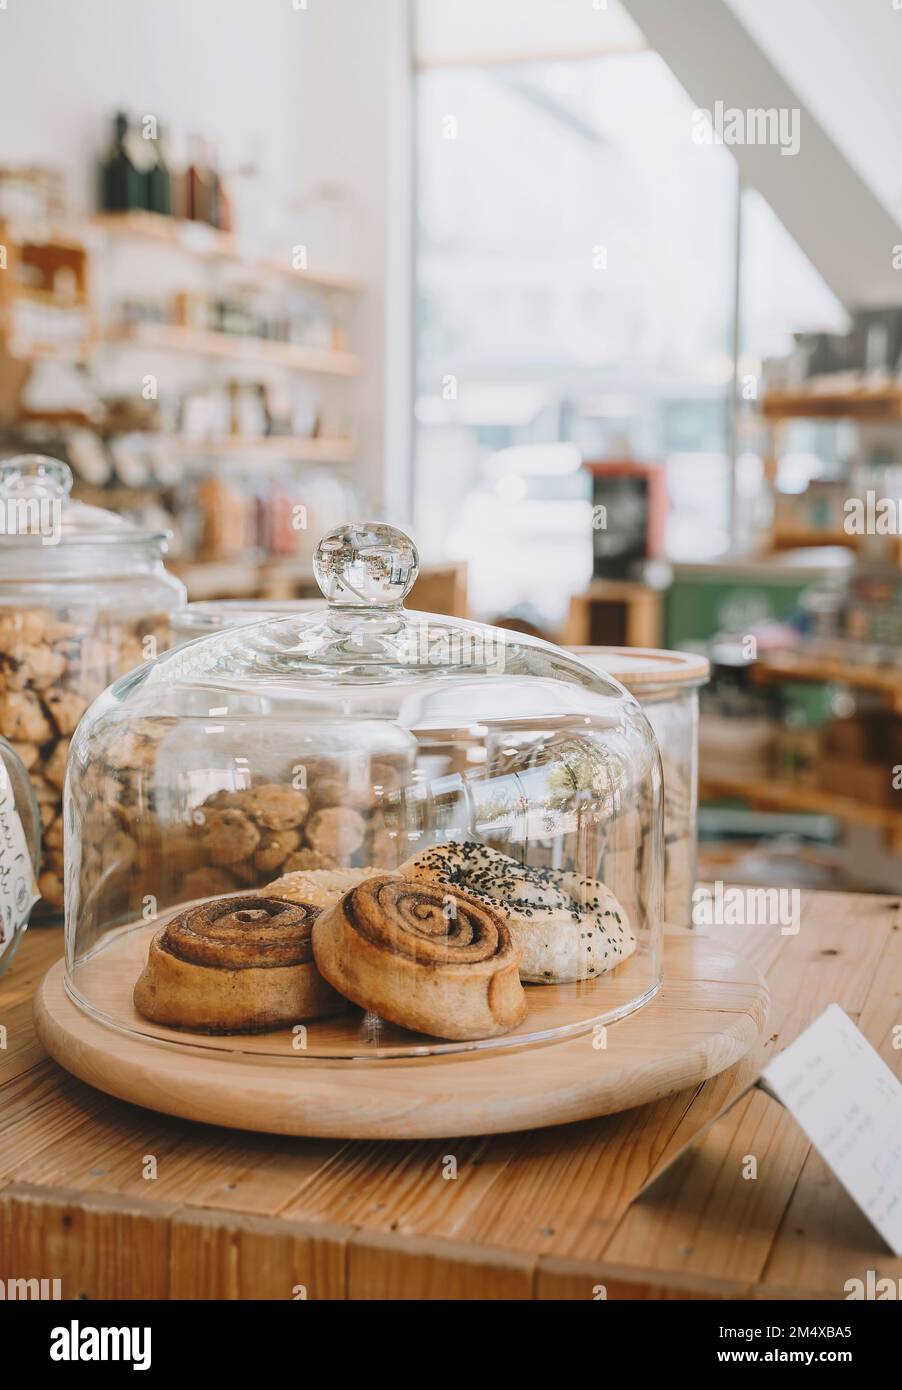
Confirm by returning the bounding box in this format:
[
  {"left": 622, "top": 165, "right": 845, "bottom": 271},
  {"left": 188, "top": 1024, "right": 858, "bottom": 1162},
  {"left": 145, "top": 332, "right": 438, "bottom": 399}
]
[
  {"left": 133, "top": 894, "right": 343, "bottom": 1033},
  {"left": 312, "top": 875, "right": 526, "bottom": 1041}
]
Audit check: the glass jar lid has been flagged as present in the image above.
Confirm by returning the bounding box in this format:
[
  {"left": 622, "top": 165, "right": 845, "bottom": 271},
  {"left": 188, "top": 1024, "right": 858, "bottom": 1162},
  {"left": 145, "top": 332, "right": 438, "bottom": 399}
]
[
  {"left": 0, "top": 454, "right": 171, "bottom": 576},
  {"left": 150, "top": 521, "right": 598, "bottom": 705},
  {"left": 124, "top": 529, "right": 647, "bottom": 755}
]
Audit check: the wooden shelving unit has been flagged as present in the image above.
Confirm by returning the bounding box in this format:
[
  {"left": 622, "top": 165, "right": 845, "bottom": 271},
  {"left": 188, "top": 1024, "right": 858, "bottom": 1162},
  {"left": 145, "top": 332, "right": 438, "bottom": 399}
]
[
  {"left": 0, "top": 214, "right": 368, "bottom": 592},
  {"left": 704, "top": 648, "right": 902, "bottom": 851},
  {"left": 91, "top": 211, "right": 363, "bottom": 293},
  {"left": 770, "top": 526, "right": 858, "bottom": 552},
  {"left": 700, "top": 772, "right": 902, "bottom": 853},
  {"left": 111, "top": 322, "right": 361, "bottom": 376},
  {"left": 761, "top": 379, "right": 902, "bottom": 565},
  {"left": 171, "top": 435, "right": 357, "bottom": 463},
  {"left": 762, "top": 382, "right": 902, "bottom": 421},
  {"left": 0, "top": 221, "right": 95, "bottom": 377},
  {"left": 752, "top": 650, "right": 902, "bottom": 712},
  {"left": 0, "top": 214, "right": 365, "bottom": 416},
  {"left": 743, "top": 385, "right": 902, "bottom": 855}
]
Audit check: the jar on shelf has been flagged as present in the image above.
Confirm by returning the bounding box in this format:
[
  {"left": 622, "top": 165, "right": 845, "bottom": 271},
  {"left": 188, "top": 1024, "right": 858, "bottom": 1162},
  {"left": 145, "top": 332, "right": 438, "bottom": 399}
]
[
  {"left": 0, "top": 455, "right": 186, "bottom": 916},
  {"left": 65, "top": 523, "right": 664, "bottom": 1059},
  {"left": 569, "top": 647, "right": 710, "bottom": 927},
  {"left": 0, "top": 736, "right": 41, "bottom": 975}
]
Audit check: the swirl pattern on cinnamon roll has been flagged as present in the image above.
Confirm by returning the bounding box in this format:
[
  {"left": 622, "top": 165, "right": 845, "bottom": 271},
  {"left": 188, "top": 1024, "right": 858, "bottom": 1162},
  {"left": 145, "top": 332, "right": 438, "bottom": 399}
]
[
  {"left": 312, "top": 875, "right": 527, "bottom": 1040},
  {"left": 134, "top": 893, "right": 344, "bottom": 1034},
  {"left": 161, "top": 897, "right": 317, "bottom": 968}
]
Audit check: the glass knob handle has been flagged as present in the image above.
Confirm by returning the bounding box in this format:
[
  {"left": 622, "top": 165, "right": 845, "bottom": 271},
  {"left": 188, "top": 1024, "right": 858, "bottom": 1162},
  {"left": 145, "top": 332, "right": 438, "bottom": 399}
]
[{"left": 313, "top": 522, "right": 420, "bottom": 608}]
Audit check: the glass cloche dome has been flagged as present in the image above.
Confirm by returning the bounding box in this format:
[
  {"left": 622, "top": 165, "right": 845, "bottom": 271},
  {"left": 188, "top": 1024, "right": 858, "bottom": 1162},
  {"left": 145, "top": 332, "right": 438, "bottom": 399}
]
[{"left": 65, "top": 523, "right": 664, "bottom": 1059}]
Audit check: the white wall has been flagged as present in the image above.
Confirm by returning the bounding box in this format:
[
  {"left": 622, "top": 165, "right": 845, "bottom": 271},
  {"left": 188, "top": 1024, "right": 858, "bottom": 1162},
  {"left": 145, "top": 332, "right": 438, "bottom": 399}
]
[
  {"left": 0, "top": 0, "right": 302, "bottom": 218},
  {"left": 0, "top": 0, "right": 412, "bottom": 509}
]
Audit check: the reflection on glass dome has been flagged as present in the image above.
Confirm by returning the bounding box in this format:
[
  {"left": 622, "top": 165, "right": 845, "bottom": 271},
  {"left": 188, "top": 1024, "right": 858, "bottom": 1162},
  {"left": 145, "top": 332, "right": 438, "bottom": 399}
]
[{"left": 65, "top": 523, "right": 664, "bottom": 1059}]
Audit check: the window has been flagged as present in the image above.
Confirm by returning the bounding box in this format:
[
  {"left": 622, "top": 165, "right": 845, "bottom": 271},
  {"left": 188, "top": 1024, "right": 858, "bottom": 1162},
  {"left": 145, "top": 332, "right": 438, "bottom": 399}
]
[{"left": 414, "top": 37, "right": 844, "bottom": 621}]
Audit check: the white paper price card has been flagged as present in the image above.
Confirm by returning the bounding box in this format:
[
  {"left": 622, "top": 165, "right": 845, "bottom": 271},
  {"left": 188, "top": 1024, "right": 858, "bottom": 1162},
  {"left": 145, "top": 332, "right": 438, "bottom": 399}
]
[
  {"left": 0, "top": 762, "right": 38, "bottom": 960},
  {"left": 761, "top": 1004, "right": 902, "bottom": 1255}
]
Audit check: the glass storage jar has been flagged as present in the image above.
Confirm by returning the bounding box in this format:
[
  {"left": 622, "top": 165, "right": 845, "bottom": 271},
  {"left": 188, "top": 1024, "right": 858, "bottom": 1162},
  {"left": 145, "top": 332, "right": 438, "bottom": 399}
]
[
  {"left": 66, "top": 523, "right": 664, "bottom": 1059},
  {"left": 0, "top": 736, "right": 41, "bottom": 976},
  {"left": 570, "top": 647, "right": 710, "bottom": 927},
  {"left": 0, "top": 454, "right": 186, "bottom": 915}
]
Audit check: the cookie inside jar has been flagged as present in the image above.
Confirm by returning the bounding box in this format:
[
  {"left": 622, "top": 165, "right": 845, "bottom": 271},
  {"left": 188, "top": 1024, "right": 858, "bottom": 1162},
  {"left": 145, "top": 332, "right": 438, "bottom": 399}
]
[
  {"left": 166, "top": 736, "right": 415, "bottom": 903},
  {"left": 66, "top": 522, "right": 665, "bottom": 1059}
]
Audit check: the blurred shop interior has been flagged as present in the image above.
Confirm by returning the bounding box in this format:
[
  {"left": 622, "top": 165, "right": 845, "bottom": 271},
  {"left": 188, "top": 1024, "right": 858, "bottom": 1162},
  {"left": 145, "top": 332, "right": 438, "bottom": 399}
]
[{"left": 0, "top": 0, "right": 901, "bottom": 893}]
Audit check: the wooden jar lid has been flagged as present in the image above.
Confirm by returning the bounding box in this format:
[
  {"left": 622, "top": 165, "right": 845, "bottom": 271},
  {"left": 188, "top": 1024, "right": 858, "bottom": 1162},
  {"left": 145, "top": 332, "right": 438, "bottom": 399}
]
[{"left": 568, "top": 646, "right": 710, "bottom": 692}]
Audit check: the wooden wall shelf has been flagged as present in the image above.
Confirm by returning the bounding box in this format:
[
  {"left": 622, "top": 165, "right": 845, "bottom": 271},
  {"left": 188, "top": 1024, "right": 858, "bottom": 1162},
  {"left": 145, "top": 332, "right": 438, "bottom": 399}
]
[
  {"left": 762, "top": 383, "right": 902, "bottom": 421},
  {"left": 172, "top": 435, "right": 357, "bottom": 464},
  {"left": 112, "top": 323, "right": 361, "bottom": 376},
  {"left": 770, "top": 527, "right": 858, "bottom": 552},
  {"left": 91, "top": 211, "right": 363, "bottom": 294},
  {"left": 752, "top": 651, "right": 902, "bottom": 712},
  {"left": 700, "top": 773, "right": 902, "bottom": 853}
]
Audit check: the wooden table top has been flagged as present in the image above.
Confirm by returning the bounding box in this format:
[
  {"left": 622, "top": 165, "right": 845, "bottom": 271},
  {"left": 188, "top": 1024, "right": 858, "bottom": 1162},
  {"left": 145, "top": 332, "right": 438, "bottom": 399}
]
[{"left": 2, "top": 888, "right": 901, "bottom": 1301}]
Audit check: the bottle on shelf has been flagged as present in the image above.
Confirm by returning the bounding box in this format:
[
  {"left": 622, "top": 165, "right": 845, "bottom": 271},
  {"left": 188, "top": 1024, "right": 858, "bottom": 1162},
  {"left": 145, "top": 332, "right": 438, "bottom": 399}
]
[
  {"left": 125, "top": 118, "right": 157, "bottom": 212},
  {"left": 100, "top": 112, "right": 142, "bottom": 212},
  {"left": 145, "top": 124, "right": 172, "bottom": 216},
  {"left": 184, "top": 134, "right": 211, "bottom": 224},
  {"left": 217, "top": 157, "right": 234, "bottom": 235},
  {"left": 206, "top": 140, "right": 222, "bottom": 231}
]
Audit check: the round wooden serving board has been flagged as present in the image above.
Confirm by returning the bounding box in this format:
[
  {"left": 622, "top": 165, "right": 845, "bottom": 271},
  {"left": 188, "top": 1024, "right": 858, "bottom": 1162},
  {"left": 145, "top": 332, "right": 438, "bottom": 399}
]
[{"left": 35, "top": 936, "right": 768, "bottom": 1139}]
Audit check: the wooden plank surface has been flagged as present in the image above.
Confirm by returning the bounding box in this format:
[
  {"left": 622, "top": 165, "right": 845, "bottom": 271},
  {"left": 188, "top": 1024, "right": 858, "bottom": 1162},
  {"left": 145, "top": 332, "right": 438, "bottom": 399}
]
[
  {"left": 759, "top": 909, "right": 902, "bottom": 1297},
  {"left": 602, "top": 893, "right": 895, "bottom": 1294},
  {"left": 0, "top": 1183, "right": 176, "bottom": 1300},
  {"left": 169, "top": 1208, "right": 350, "bottom": 1300},
  {"left": 1, "top": 888, "right": 900, "bottom": 1300}
]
